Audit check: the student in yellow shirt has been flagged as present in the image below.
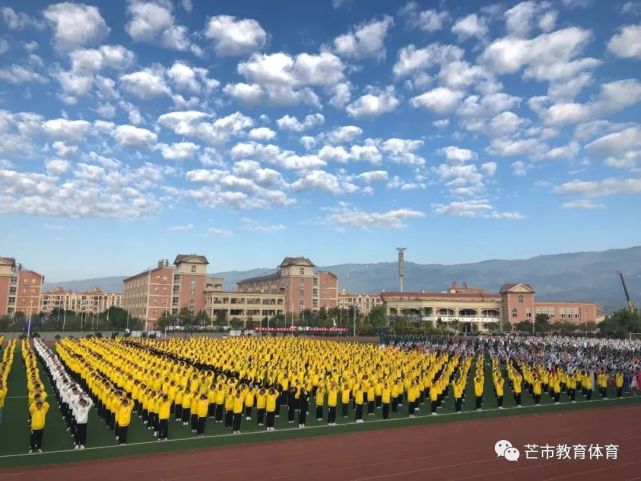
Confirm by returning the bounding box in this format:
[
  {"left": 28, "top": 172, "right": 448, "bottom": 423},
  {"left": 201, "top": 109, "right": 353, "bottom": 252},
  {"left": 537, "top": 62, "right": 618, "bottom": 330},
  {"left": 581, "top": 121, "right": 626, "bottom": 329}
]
[
  {"left": 181, "top": 388, "right": 192, "bottom": 426},
  {"left": 327, "top": 383, "right": 338, "bottom": 425},
  {"left": 29, "top": 399, "right": 49, "bottom": 453},
  {"left": 429, "top": 382, "right": 439, "bottom": 415},
  {"left": 453, "top": 381, "right": 463, "bottom": 414},
  {"left": 116, "top": 398, "right": 133, "bottom": 445},
  {"left": 190, "top": 392, "right": 199, "bottom": 432},
  {"left": 214, "top": 384, "right": 225, "bottom": 423},
  {"left": 381, "top": 382, "right": 391, "bottom": 420},
  {"left": 353, "top": 384, "right": 365, "bottom": 423},
  {"left": 533, "top": 377, "right": 542, "bottom": 406},
  {"left": 0, "top": 381, "right": 6, "bottom": 425},
  {"left": 298, "top": 387, "right": 310, "bottom": 428},
  {"left": 232, "top": 390, "right": 244, "bottom": 434},
  {"left": 474, "top": 376, "right": 484, "bottom": 411},
  {"left": 265, "top": 387, "right": 277, "bottom": 431},
  {"left": 315, "top": 386, "right": 325, "bottom": 421},
  {"left": 340, "top": 384, "right": 350, "bottom": 418},
  {"left": 616, "top": 370, "right": 624, "bottom": 398},
  {"left": 196, "top": 393, "right": 209, "bottom": 435},
  {"left": 158, "top": 394, "right": 171, "bottom": 440},
  {"left": 256, "top": 387, "right": 266, "bottom": 426}
]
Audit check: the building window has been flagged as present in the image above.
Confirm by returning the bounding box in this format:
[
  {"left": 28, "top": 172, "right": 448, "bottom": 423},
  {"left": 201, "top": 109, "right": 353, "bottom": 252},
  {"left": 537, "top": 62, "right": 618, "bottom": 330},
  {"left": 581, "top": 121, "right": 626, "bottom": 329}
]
[
  {"left": 512, "top": 308, "right": 518, "bottom": 317},
  {"left": 191, "top": 265, "right": 197, "bottom": 273},
  {"left": 518, "top": 294, "right": 524, "bottom": 303}
]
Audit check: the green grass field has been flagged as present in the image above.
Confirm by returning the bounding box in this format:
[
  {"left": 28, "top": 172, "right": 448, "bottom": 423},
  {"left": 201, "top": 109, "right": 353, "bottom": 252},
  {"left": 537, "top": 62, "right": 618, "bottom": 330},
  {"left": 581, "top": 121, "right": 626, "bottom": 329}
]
[{"left": 1, "top": 344, "right": 640, "bottom": 469}]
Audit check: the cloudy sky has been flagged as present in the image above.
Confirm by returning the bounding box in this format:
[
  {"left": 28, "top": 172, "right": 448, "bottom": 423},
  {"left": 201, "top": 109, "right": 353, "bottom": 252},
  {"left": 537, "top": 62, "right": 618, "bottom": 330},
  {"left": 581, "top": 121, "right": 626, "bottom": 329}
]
[{"left": 1, "top": 0, "right": 640, "bottom": 281}]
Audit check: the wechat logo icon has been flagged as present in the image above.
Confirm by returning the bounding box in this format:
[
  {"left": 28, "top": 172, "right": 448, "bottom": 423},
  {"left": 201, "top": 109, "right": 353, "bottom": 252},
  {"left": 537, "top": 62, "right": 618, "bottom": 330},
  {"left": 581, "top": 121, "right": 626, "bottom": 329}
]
[{"left": 495, "top": 440, "right": 520, "bottom": 462}]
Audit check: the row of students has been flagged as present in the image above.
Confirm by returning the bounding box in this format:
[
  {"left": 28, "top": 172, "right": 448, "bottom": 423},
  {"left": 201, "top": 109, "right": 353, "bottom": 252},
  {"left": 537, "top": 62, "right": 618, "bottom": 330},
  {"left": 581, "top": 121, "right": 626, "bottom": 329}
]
[
  {"left": 23, "top": 340, "right": 50, "bottom": 454},
  {"left": 33, "top": 338, "right": 94, "bottom": 450},
  {"left": 0, "top": 339, "right": 16, "bottom": 425}
]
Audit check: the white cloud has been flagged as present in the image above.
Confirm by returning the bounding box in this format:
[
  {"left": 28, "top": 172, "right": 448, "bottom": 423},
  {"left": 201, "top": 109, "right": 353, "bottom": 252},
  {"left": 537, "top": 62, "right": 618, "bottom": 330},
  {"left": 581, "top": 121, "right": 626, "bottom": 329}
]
[
  {"left": 248, "top": 127, "right": 276, "bottom": 141},
  {"left": 393, "top": 43, "right": 464, "bottom": 78},
  {"left": 325, "top": 125, "right": 363, "bottom": 144},
  {"left": 276, "top": 113, "right": 325, "bottom": 132},
  {"left": 159, "top": 142, "right": 200, "bottom": 161},
  {"left": 120, "top": 66, "right": 171, "bottom": 99},
  {"left": 357, "top": 170, "right": 388, "bottom": 183},
  {"left": 451, "top": 14, "right": 488, "bottom": 41},
  {"left": 241, "top": 218, "right": 286, "bottom": 232},
  {"left": 236, "top": 51, "right": 345, "bottom": 106},
  {"left": 70, "top": 45, "right": 135, "bottom": 73},
  {"left": 411, "top": 87, "right": 464, "bottom": 114},
  {"left": 43, "top": 2, "right": 109, "bottom": 50},
  {"left": 291, "top": 169, "right": 358, "bottom": 195},
  {"left": 125, "top": 0, "right": 192, "bottom": 50},
  {"left": 322, "top": 202, "right": 424, "bottom": 229},
  {"left": 0, "top": 64, "right": 47, "bottom": 84},
  {"left": 481, "top": 27, "right": 598, "bottom": 82},
  {"left": 205, "top": 15, "right": 267, "bottom": 56},
  {"left": 381, "top": 138, "right": 425, "bottom": 165},
  {"left": 167, "top": 61, "right": 218, "bottom": 94},
  {"left": 42, "top": 118, "right": 92, "bottom": 144},
  {"left": 562, "top": 200, "right": 604, "bottom": 209},
  {"left": 586, "top": 126, "right": 641, "bottom": 156},
  {"left": 433, "top": 199, "right": 523, "bottom": 219},
  {"left": 168, "top": 223, "right": 194, "bottom": 231},
  {"left": 511, "top": 160, "right": 529, "bottom": 176},
  {"left": 608, "top": 25, "right": 641, "bottom": 59},
  {"left": 505, "top": 1, "right": 557, "bottom": 38},
  {"left": 0, "top": 162, "right": 171, "bottom": 218},
  {"left": 402, "top": 3, "right": 449, "bottom": 32},
  {"left": 45, "top": 159, "right": 71, "bottom": 176},
  {"left": 207, "top": 227, "right": 233, "bottom": 237},
  {"left": 333, "top": 16, "right": 394, "bottom": 60},
  {"left": 545, "top": 142, "right": 580, "bottom": 160},
  {"left": 113, "top": 125, "right": 157, "bottom": 148},
  {"left": 223, "top": 82, "right": 264, "bottom": 105},
  {"left": 554, "top": 177, "right": 641, "bottom": 197},
  {"left": 346, "top": 86, "right": 399, "bottom": 118},
  {"left": 440, "top": 145, "right": 475, "bottom": 163},
  {"left": 1, "top": 7, "right": 45, "bottom": 31}
]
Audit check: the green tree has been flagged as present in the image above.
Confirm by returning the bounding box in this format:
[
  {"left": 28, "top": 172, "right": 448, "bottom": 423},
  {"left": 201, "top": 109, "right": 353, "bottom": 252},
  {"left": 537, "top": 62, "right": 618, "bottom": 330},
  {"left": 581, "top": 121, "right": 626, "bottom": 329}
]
[
  {"left": 599, "top": 309, "right": 641, "bottom": 338},
  {"left": 194, "top": 310, "right": 210, "bottom": 327},
  {"left": 156, "top": 312, "right": 173, "bottom": 331},
  {"left": 535, "top": 313, "right": 551, "bottom": 333},
  {"left": 515, "top": 320, "right": 533, "bottom": 333},
  {"left": 368, "top": 306, "right": 387, "bottom": 329},
  {"left": 178, "top": 307, "right": 194, "bottom": 327}
]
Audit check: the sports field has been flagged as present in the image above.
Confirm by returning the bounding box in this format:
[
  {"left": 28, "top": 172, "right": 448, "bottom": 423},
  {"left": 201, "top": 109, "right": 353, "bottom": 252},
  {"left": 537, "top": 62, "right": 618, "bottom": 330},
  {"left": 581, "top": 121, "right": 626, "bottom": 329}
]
[{"left": 1, "top": 342, "right": 639, "bottom": 472}]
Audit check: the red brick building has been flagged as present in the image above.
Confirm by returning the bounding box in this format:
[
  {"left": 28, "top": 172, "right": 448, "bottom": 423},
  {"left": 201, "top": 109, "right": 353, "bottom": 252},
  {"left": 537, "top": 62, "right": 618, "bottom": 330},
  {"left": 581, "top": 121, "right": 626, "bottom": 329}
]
[
  {"left": 122, "top": 254, "right": 209, "bottom": 329},
  {"left": 236, "top": 257, "right": 338, "bottom": 316},
  {"left": 0, "top": 257, "right": 44, "bottom": 317}
]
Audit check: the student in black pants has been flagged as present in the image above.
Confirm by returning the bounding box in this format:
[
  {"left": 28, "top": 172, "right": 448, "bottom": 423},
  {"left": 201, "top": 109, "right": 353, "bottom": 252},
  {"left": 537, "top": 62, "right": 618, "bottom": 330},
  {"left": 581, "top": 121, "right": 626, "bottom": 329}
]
[{"left": 298, "top": 388, "right": 309, "bottom": 428}]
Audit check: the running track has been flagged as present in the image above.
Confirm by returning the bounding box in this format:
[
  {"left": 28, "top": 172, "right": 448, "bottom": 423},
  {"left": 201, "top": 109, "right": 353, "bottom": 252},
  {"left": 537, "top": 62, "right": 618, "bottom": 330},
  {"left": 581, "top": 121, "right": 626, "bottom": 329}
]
[{"left": 2, "top": 404, "right": 640, "bottom": 481}]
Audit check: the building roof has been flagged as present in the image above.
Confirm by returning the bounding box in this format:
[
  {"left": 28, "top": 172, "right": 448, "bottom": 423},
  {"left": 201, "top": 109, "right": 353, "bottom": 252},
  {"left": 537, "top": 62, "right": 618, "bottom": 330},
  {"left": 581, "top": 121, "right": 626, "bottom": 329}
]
[
  {"left": 381, "top": 291, "right": 501, "bottom": 300},
  {"left": 500, "top": 283, "right": 535, "bottom": 293},
  {"left": 237, "top": 271, "right": 281, "bottom": 285},
  {"left": 174, "top": 254, "right": 209, "bottom": 265},
  {"left": 279, "top": 256, "right": 314, "bottom": 268},
  {"left": 0, "top": 257, "right": 16, "bottom": 266}
]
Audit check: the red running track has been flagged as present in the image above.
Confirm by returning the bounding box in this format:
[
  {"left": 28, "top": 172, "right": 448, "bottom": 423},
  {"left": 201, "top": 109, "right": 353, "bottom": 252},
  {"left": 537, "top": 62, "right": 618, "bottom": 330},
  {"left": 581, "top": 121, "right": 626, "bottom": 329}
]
[{"left": 2, "top": 404, "right": 640, "bottom": 481}]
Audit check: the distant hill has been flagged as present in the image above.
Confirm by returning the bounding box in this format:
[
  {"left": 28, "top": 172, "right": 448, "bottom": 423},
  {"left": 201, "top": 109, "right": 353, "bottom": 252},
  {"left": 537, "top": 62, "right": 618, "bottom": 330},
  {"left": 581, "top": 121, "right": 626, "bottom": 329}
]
[{"left": 44, "top": 246, "right": 641, "bottom": 311}]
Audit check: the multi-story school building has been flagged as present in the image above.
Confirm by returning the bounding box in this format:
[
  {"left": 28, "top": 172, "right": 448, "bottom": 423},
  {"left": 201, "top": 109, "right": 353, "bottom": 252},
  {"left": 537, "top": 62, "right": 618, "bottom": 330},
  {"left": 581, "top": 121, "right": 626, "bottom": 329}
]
[
  {"left": 236, "top": 257, "right": 338, "bottom": 315},
  {"left": 0, "top": 257, "right": 44, "bottom": 317},
  {"left": 337, "top": 290, "right": 384, "bottom": 313},
  {"left": 382, "top": 282, "right": 600, "bottom": 331},
  {"left": 41, "top": 287, "right": 122, "bottom": 315}
]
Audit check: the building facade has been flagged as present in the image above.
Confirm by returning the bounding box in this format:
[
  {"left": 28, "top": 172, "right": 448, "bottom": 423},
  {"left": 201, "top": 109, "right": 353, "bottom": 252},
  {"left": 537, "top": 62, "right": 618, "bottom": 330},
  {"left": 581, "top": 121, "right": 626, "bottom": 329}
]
[
  {"left": 0, "top": 257, "right": 44, "bottom": 317},
  {"left": 236, "top": 257, "right": 338, "bottom": 315},
  {"left": 382, "top": 282, "right": 600, "bottom": 331},
  {"left": 122, "top": 255, "right": 209, "bottom": 328},
  {"left": 337, "top": 290, "right": 383, "bottom": 313},
  {"left": 204, "top": 278, "right": 285, "bottom": 325},
  {"left": 41, "top": 287, "right": 122, "bottom": 315}
]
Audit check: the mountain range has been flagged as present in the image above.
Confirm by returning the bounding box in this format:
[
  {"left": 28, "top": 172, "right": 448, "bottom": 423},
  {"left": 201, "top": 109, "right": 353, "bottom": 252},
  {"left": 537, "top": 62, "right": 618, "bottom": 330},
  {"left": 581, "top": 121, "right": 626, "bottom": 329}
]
[{"left": 43, "top": 246, "right": 641, "bottom": 311}]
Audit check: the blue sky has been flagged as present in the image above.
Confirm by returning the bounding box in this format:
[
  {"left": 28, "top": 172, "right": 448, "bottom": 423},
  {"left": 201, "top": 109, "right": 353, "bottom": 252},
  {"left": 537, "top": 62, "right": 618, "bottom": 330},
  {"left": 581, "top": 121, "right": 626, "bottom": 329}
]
[{"left": 1, "top": 0, "right": 641, "bottom": 281}]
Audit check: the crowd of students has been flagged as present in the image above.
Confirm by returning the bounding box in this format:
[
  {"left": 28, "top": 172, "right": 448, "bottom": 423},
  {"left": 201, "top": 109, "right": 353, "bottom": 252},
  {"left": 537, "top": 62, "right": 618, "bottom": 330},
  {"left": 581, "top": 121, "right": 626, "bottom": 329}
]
[
  {"left": 33, "top": 338, "right": 93, "bottom": 450},
  {"left": 0, "top": 338, "right": 16, "bottom": 425},
  {"left": 3, "top": 333, "right": 640, "bottom": 453}
]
